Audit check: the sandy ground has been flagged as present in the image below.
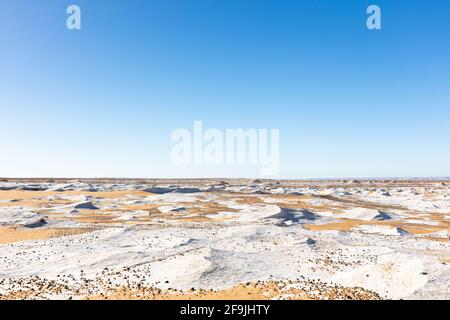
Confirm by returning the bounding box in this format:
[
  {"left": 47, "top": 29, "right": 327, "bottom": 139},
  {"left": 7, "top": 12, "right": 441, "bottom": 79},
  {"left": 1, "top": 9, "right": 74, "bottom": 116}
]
[
  {"left": 0, "top": 227, "right": 95, "bottom": 244},
  {"left": 0, "top": 178, "right": 449, "bottom": 300}
]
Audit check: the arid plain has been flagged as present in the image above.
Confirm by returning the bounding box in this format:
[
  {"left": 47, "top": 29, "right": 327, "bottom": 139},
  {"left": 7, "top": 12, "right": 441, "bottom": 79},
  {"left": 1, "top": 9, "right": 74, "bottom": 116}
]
[{"left": 0, "top": 178, "right": 448, "bottom": 300}]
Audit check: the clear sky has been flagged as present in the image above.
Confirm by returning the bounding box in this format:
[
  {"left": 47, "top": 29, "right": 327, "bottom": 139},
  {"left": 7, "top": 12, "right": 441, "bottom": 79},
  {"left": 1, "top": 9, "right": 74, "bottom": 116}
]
[{"left": 1, "top": 0, "right": 449, "bottom": 179}]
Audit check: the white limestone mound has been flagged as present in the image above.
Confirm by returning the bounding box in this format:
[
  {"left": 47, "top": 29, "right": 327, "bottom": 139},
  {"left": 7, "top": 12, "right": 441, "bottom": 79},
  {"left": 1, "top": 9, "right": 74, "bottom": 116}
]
[
  {"left": 158, "top": 206, "right": 187, "bottom": 214},
  {"left": 339, "top": 208, "right": 398, "bottom": 221},
  {"left": 0, "top": 185, "right": 19, "bottom": 191},
  {"left": 143, "top": 187, "right": 201, "bottom": 194},
  {"left": 20, "top": 184, "right": 49, "bottom": 191},
  {"left": 353, "top": 225, "right": 410, "bottom": 236},
  {"left": 404, "top": 219, "right": 440, "bottom": 226},
  {"left": 22, "top": 217, "right": 48, "bottom": 228},
  {"left": 0, "top": 210, "right": 48, "bottom": 228},
  {"left": 265, "top": 208, "right": 320, "bottom": 227},
  {"left": 424, "top": 230, "right": 449, "bottom": 239},
  {"left": 113, "top": 210, "right": 149, "bottom": 221}
]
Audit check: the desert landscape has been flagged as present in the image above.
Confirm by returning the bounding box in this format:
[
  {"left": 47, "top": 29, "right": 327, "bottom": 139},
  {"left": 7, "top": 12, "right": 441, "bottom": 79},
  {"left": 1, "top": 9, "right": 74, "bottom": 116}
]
[{"left": 0, "top": 178, "right": 448, "bottom": 300}]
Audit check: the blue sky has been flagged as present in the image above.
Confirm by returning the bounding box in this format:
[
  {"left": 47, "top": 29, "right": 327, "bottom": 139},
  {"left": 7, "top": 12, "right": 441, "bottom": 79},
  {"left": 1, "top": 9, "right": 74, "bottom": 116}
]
[{"left": 1, "top": 0, "right": 449, "bottom": 179}]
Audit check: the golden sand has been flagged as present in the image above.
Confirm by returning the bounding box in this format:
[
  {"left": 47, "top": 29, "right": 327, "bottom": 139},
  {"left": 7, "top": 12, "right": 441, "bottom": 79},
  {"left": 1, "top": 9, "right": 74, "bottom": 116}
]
[
  {"left": 0, "top": 226, "right": 96, "bottom": 244},
  {"left": 85, "top": 281, "right": 381, "bottom": 301},
  {"left": 304, "top": 220, "right": 366, "bottom": 232}
]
